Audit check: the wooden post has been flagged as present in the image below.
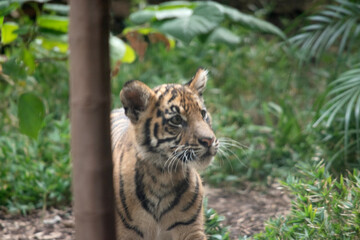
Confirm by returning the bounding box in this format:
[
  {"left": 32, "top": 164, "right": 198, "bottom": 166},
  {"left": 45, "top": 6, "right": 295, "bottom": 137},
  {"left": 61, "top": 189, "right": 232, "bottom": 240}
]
[{"left": 69, "top": 0, "right": 116, "bottom": 239}]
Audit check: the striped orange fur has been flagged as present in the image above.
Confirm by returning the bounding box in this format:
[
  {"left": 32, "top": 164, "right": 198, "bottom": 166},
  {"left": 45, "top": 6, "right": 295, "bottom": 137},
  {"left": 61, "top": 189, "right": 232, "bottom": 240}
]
[{"left": 111, "top": 68, "right": 218, "bottom": 240}]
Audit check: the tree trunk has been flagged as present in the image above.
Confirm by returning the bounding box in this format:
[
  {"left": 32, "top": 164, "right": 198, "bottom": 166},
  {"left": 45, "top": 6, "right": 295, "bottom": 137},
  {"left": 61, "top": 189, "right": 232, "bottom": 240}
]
[{"left": 69, "top": 0, "right": 116, "bottom": 239}]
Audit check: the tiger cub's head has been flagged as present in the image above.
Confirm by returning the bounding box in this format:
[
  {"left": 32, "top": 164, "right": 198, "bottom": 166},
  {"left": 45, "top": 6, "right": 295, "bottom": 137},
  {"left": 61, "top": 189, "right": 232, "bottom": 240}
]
[{"left": 120, "top": 68, "right": 218, "bottom": 170}]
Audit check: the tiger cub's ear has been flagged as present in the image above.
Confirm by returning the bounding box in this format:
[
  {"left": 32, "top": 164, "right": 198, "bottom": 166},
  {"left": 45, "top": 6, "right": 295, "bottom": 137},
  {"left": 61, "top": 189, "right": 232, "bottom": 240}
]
[
  {"left": 186, "top": 68, "right": 208, "bottom": 96},
  {"left": 120, "top": 80, "right": 155, "bottom": 123}
]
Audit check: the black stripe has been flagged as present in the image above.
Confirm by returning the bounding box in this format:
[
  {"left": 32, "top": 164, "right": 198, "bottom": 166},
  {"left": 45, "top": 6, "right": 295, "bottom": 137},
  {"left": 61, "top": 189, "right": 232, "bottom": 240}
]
[
  {"left": 143, "top": 118, "right": 158, "bottom": 153},
  {"left": 167, "top": 89, "right": 178, "bottom": 103},
  {"left": 167, "top": 198, "right": 203, "bottom": 231},
  {"left": 158, "top": 169, "right": 190, "bottom": 220},
  {"left": 182, "top": 175, "right": 199, "bottom": 212},
  {"left": 116, "top": 206, "right": 144, "bottom": 238},
  {"left": 157, "top": 136, "right": 177, "bottom": 145},
  {"left": 119, "top": 151, "right": 132, "bottom": 221},
  {"left": 153, "top": 123, "right": 159, "bottom": 139},
  {"left": 135, "top": 161, "right": 152, "bottom": 214},
  {"left": 197, "top": 83, "right": 205, "bottom": 91},
  {"left": 143, "top": 118, "right": 152, "bottom": 147},
  {"left": 150, "top": 174, "right": 157, "bottom": 183},
  {"left": 157, "top": 85, "right": 172, "bottom": 102},
  {"left": 162, "top": 115, "right": 167, "bottom": 125},
  {"left": 135, "top": 159, "right": 157, "bottom": 219}
]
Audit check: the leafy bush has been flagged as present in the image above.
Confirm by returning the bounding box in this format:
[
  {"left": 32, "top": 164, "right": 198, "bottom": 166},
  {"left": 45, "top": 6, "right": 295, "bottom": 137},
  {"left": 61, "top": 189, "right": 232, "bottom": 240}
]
[
  {"left": 204, "top": 198, "right": 231, "bottom": 240},
  {"left": 253, "top": 161, "right": 360, "bottom": 239},
  {"left": 0, "top": 117, "right": 71, "bottom": 214},
  {"left": 1, "top": 1, "right": 73, "bottom": 212},
  {"left": 0, "top": 1, "right": 133, "bottom": 139},
  {"left": 0, "top": 54, "right": 71, "bottom": 213}
]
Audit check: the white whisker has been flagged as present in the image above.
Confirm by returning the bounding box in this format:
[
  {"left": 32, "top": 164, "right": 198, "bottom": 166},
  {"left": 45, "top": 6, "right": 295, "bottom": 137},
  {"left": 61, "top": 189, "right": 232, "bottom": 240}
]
[
  {"left": 218, "top": 137, "right": 248, "bottom": 149},
  {"left": 216, "top": 137, "right": 248, "bottom": 167}
]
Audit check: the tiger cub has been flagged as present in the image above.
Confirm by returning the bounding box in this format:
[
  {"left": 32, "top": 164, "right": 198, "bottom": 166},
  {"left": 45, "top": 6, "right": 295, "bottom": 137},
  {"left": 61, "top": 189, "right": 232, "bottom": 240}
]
[{"left": 111, "top": 68, "right": 218, "bottom": 240}]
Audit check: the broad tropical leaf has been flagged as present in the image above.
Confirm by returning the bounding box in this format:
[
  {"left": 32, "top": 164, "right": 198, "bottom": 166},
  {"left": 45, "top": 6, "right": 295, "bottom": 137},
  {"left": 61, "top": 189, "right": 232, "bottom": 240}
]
[
  {"left": 207, "top": 27, "right": 241, "bottom": 45},
  {"left": 37, "top": 15, "right": 69, "bottom": 33},
  {"left": 128, "top": 0, "right": 285, "bottom": 45},
  {"left": 1, "top": 22, "right": 19, "bottom": 44},
  {"left": 18, "top": 93, "right": 46, "bottom": 139},
  {"left": 43, "top": 3, "right": 70, "bottom": 15},
  {"left": 35, "top": 35, "right": 69, "bottom": 53},
  {"left": 0, "top": 0, "right": 50, "bottom": 15},
  {"left": 201, "top": 1, "right": 286, "bottom": 39},
  {"left": 109, "top": 35, "right": 136, "bottom": 65},
  {"left": 159, "top": 4, "right": 223, "bottom": 43}
]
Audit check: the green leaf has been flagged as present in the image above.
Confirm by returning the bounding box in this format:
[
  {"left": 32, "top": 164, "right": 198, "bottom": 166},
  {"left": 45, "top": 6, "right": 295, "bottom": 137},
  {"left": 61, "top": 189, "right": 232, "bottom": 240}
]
[
  {"left": 155, "top": 8, "right": 193, "bottom": 20},
  {"left": 109, "top": 35, "right": 125, "bottom": 66},
  {"left": 221, "top": 5, "right": 286, "bottom": 39},
  {"left": 2, "top": 57, "right": 27, "bottom": 80},
  {"left": 129, "top": 10, "right": 156, "bottom": 25},
  {"left": 43, "top": 3, "right": 69, "bottom": 15},
  {"left": 207, "top": 27, "right": 241, "bottom": 46},
  {"left": 122, "top": 43, "right": 136, "bottom": 63},
  {"left": 37, "top": 15, "right": 69, "bottom": 33},
  {"left": 210, "top": 234, "right": 223, "bottom": 240},
  {"left": 122, "top": 26, "right": 157, "bottom": 35},
  {"left": 0, "top": 2, "right": 20, "bottom": 16},
  {"left": 159, "top": 4, "right": 224, "bottom": 43},
  {"left": 5, "top": 0, "right": 50, "bottom": 3},
  {"left": 290, "top": 0, "right": 360, "bottom": 60},
  {"left": 1, "top": 22, "right": 19, "bottom": 44},
  {"left": 18, "top": 93, "right": 46, "bottom": 139},
  {"left": 157, "top": 1, "right": 195, "bottom": 9},
  {"left": 23, "top": 48, "right": 35, "bottom": 74},
  {"left": 0, "top": 17, "right": 3, "bottom": 27},
  {"left": 36, "top": 36, "right": 69, "bottom": 53},
  {"left": 131, "top": 1, "right": 197, "bottom": 23}
]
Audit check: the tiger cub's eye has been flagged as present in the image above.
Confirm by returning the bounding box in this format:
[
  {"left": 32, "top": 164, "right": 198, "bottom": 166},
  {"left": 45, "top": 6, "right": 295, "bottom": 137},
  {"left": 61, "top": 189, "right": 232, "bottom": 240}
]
[
  {"left": 169, "top": 115, "right": 183, "bottom": 126},
  {"left": 201, "top": 109, "right": 207, "bottom": 119}
]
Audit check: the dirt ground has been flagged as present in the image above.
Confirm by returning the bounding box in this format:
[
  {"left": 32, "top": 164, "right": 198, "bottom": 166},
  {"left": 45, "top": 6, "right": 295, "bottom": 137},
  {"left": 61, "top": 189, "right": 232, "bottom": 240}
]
[
  {"left": 205, "top": 182, "right": 291, "bottom": 238},
  {"left": 0, "top": 183, "right": 291, "bottom": 240}
]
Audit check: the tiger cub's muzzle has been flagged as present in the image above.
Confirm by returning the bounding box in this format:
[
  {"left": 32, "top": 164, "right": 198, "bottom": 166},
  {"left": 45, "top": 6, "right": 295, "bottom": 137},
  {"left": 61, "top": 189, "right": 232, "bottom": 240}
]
[{"left": 198, "top": 136, "right": 219, "bottom": 157}]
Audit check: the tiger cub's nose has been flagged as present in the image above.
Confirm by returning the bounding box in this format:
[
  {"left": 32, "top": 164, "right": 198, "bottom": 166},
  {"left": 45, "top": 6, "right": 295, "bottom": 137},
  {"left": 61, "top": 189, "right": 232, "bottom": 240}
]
[{"left": 198, "top": 137, "right": 215, "bottom": 148}]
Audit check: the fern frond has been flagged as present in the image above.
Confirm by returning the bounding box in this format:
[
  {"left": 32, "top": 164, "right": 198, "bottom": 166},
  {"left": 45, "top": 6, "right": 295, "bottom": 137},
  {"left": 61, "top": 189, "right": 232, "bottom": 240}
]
[
  {"left": 290, "top": 0, "right": 360, "bottom": 59},
  {"left": 313, "top": 64, "right": 360, "bottom": 162}
]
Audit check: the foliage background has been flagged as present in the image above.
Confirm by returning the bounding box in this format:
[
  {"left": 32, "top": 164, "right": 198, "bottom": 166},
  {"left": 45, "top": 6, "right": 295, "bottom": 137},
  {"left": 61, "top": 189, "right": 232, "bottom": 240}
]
[{"left": 1, "top": 0, "right": 360, "bottom": 239}]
